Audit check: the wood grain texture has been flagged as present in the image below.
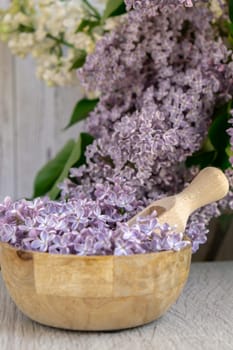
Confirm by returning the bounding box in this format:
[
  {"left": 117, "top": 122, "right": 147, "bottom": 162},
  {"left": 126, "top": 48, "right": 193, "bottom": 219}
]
[
  {"left": 0, "top": 242, "right": 191, "bottom": 330},
  {"left": 14, "top": 57, "right": 83, "bottom": 199},
  {"left": 0, "top": 0, "right": 10, "bottom": 9},
  {"left": 0, "top": 42, "right": 15, "bottom": 201},
  {"left": 14, "top": 56, "right": 54, "bottom": 198},
  {"left": 0, "top": 46, "right": 83, "bottom": 200},
  {"left": 53, "top": 85, "right": 84, "bottom": 152},
  {"left": 0, "top": 262, "right": 233, "bottom": 350}
]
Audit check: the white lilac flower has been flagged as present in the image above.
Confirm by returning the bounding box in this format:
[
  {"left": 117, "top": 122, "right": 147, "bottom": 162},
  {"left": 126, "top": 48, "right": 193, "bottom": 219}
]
[{"left": 0, "top": 0, "right": 109, "bottom": 86}]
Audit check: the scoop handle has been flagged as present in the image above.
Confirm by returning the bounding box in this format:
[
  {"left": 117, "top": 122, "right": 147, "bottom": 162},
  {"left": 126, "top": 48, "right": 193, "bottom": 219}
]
[{"left": 177, "top": 167, "right": 229, "bottom": 212}]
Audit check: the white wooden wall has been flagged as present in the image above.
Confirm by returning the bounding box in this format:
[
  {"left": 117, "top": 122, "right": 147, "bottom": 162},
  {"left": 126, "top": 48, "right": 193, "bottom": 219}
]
[{"left": 0, "top": 43, "right": 83, "bottom": 201}]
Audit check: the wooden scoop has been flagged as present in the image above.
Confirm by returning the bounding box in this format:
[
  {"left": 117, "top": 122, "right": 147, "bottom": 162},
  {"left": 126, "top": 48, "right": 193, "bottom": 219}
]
[{"left": 127, "top": 167, "right": 229, "bottom": 232}]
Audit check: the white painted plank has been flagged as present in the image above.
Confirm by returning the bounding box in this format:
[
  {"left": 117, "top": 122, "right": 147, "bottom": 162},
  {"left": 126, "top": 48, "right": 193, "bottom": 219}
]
[
  {"left": 0, "top": 43, "right": 15, "bottom": 201},
  {"left": 0, "top": 0, "right": 10, "bottom": 10},
  {"left": 14, "top": 56, "right": 55, "bottom": 199},
  {"left": 0, "top": 262, "right": 233, "bottom": 350},
  {"left": 14, "top": 58, "right": 83, "bottom": 199},
  {"left": 53, "top": 85, "right": 84, "bottom": 153}
]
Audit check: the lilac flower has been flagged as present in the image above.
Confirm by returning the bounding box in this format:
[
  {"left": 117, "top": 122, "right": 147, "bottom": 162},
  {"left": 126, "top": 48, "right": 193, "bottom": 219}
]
[
  {"left": 49, "top": 233, "right": 73, "bottom": 254},
  {"left": 0, "top": 196, "right": 12, "bottom": 214},
  {"left": 78, "top": 7, "right": 232, "bottom": 198},
  {"left": 125, "top": 0, "right": 198, "bottom": 14},
  {"left": 75, "top": 3, "right": 233, "bottom": 252},
  {"left": 18, "top": 217, "right": 38, "bottom": 232},
  {"left": 74, "top": 234, "right": 96, "bottom": 256},
  {"left": 0, "top": 224, "right": 17, "bottom": 244},
  {"left": 30, "top": 231, "right": 56, "bottom": 252},
  {"left": 132, "top": 216, "right": 158, "bottom": 236},
  {"left": 124, "top": 0, "right": 198, "bottom": 11},
  {"left": 0, "top": 196, "right": 190, "bottom": 255}
]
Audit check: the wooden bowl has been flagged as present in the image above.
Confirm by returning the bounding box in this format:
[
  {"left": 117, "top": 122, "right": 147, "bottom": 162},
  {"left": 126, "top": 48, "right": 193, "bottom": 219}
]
[{"left": 0, "top": 242, "right": 191, "bottom": 331}]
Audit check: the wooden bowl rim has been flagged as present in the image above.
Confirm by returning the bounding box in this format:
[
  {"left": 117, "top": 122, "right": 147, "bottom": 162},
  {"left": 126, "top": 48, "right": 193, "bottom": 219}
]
[{"left": 0, "top": 241, "right": 192, "bottom": 260}]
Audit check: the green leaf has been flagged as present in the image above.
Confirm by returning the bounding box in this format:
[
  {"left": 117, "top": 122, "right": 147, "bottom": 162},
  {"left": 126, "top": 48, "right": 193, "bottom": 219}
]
[
  {"left": 219, "top": 213, "right": 233, "bottom": 230},
  {"left": 212, "top": 151, "right": 231, "bottom": 170},
  {"left": 70, "top": 50, "right": 87, "bottom": 70},
  {"left": 76, "top": 19, "right": 100, "bottom": 34},
  {"left": 107, "top": 2, "right": 126, "bottom": 17},
  {"left": 49, "top": 133, "right": 94, "bottom": 200},
  {"left": 208, "top": 102, "right": 232, "bottom": 170},
  {"left": 102, "top": 0, "right": 125, "bottom": 20},
  {"left": 208, "top": 104, "right": 231, "bottom": 153},
  {"left": 227, "top": 21, "right": 233, "bottom": 36},
  {"left": 186, "top": 101, "right": 233, "bottom": 171},
  {"left": 226, "top": 145, "right": 233, "bottom": 158},
  {"left": 186, "top": 150, "right": 216, "bottom": 169},
  {"left": 73, "top": 133, "right": 94, "bottom": 168},
  {"left": 82, "top": 0, "right": 101, "bottom": 19},
  {"left": 229, "top": 0, "right": 233, "bottom": 22},
  {"left": 64, "top": 98, "right": 99, "bottom": 129},
  {"left": 33, "top": 140, "right": 75, "bottom": 198}
]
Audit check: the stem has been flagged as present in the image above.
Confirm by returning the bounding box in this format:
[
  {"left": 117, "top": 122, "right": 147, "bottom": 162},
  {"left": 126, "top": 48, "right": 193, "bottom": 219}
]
[
  {"left": 82, "top": 0, "right": 101, "bottom": 19},
  {"left": 47, "top": 33, "right": 74, "bottom": 49}
]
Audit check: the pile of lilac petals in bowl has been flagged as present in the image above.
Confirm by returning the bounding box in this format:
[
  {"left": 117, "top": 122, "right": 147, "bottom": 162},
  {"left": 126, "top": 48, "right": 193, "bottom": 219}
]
[{"left": 0, "top": 196, "right": 191, "bottom": 257}]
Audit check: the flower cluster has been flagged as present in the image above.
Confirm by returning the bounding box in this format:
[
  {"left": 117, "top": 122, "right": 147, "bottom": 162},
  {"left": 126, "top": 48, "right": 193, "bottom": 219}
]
[
  {"left": 80, "top": 5, "right": 233, "bottom": 135},
  {"left": 125, "top": 0, "right": 228, "bottom": 29},
  {"left": 0, "top": 195, "right": 190, "bottom": 255},
  {"left": 124, "top": 0, "right": 199, "bottom": 10},
  {"left": 0, "top": 0, "right": 109, "bottom": 85},
  {"left": 74, "top": 4, "right": 233, "bottom": 251}
]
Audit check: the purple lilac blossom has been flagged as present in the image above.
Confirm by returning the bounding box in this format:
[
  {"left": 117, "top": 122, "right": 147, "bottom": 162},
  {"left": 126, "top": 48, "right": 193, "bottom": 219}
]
[
  {"left": 124, "top": 0, "right": 199, "bottom": 10},
  {"left": 0, "top": 196, "right": 190, "bottom": 255},
  {"left": 76, "top": 5, "right": 233, "bottom": 251}
]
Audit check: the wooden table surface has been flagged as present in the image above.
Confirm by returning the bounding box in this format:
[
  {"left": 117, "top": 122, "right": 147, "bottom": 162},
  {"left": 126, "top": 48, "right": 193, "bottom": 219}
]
[{"left": 0, "top": 262, "right": 233, "bottom": 350}]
